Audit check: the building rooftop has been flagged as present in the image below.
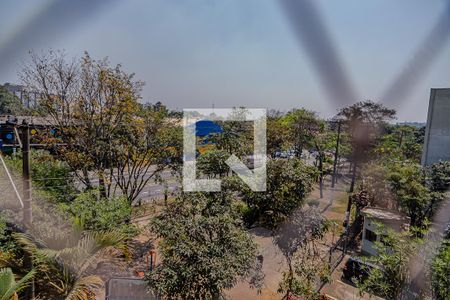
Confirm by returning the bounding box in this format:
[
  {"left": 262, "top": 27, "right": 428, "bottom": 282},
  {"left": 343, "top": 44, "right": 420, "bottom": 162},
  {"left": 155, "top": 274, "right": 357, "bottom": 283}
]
[
  {"left": 0, "top": 116, "right": 53, "bottom": 126},
  {"left": 361, "top": 207, "right": 409, "bottom": 222}
]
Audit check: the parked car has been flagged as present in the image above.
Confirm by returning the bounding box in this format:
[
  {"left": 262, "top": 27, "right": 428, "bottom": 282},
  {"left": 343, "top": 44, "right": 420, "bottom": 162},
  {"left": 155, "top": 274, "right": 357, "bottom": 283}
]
[{"left": 342, "top": 257, "right": 379, "bottom": 284}]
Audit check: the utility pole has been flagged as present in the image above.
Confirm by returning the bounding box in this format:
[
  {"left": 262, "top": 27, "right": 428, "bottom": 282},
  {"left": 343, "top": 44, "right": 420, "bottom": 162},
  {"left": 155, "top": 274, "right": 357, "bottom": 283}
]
[
  {"left": 21, "top": 120, "right": 35, "bottom": 299},
  {"left": 331, "top": 121, "right": 341, "bottom": 188},
  {"left": 22, "top": 120, "right": 32, "bottom": 226}
]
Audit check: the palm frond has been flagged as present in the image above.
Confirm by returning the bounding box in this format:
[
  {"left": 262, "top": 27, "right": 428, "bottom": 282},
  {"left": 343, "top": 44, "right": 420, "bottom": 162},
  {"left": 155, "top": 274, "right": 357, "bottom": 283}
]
[
  {"left": 0, "top": 268, "right": 35, "bottom": 300},
  {"left": 9, "top": 230, "right": 126, "bottom": 299},
  {"left": 64, "top": 275, "right": 102, "bottom": 300},
  {"left": 12, "top": 232, "right": 47, "bottom": 254}
]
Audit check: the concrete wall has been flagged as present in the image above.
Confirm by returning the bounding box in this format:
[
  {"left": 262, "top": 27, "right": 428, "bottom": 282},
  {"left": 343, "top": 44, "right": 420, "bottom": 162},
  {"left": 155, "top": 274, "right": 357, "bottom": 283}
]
[
  {"left": 361, "top": 217, "right": 379, "bottom": 256},
  {"left": 422, "top": 88, "right": 450, "bottom": 165},
  {"left": 361, "top": 216, "right": 407, "bottom": 256}
]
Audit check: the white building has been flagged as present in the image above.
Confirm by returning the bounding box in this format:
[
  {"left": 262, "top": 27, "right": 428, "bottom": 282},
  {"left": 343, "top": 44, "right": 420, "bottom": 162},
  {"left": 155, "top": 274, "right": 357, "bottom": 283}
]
[{"left": 361, "top": 207, "right": 409, "bottom": 256}]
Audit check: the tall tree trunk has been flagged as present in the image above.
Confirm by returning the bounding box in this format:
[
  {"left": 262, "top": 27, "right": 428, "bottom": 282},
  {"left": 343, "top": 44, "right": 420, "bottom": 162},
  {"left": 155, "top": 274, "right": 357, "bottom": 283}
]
[
  {"left": 83, "top": 168, "right": 92, "bottom": 189},
  {"left": 98, "top": 169, "right": 107, "bottom": 198}
]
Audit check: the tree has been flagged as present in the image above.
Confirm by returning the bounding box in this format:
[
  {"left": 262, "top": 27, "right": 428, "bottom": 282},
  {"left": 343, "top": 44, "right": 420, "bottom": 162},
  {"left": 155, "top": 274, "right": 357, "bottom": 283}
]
[
  {"left": 283, "top": 108, "right": 321, "bottom": 158},
  {"left": 197, "top": 149, "right": 230, "bottom": 178},
  {"left": 110, "top": 106, "right": 182, "bottom": 203},
  {"left": 388, "top": 162, "right": 443, "bottom": 229},
  {"left": 266, "top": 110, "right": 287, "bottom": 158},
  {"left": 310, "top": 122, "right": 335, "bottom": 198},
  {"left": 375, "top": 124, "right": 424, "bottom": 163},
  {"left": 334, "top": 100, "right": 396, "bottom": 191},
  {"left": 227, "top": 158, "right": 316, "bottom": 227},
  {"left": 208, "top": 107, "right": 254, "bottom": 158},
  {"left": 274, "top": 206, "right": 330, "bottom": 299},
  {"left": 20, "top": 50, "right": 138, "bottom": 196},
  {"left": 0, "top": 85, "right": 27, "bottom": 115},
  {"left": 20, "top": 50, "right": 178, "bottom": 202},
  {"left": 147, "top": 192, "right": 260, "bottom": 299},
  {"left": 0, "top": 268, "right": 35, "bottom": 300},
  {"left": 356, "top": 161, "right": 398, "bottom": 211},
  {"left": 335, "top": 100, "right": 396, "bottom": 127},
  {"left": 357, "top": 227, "right": 420, "bottom": 300}
]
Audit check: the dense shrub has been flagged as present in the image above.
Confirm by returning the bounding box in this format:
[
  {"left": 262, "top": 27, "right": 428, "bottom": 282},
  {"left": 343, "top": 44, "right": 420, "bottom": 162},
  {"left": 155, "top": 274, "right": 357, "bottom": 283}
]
[
  {"left": 225, "top": 158, "right": 316, "bottom": 228},
  {"left": 431, "top": 240, "right": 450, "bottom": 300},
  {"left": 5, "top": 150, "right": 75, "bottom": 202},
  {"left": 428, "top": 161, "right": 450, "bottom": 191},
  {"left": 0, "top": 216, "right": 18, "bottom": 254},
  {"left": 197, "top": 149, "right": 230, "bottom": 178},
  {"left": 62, "top": 190, "right": 136, "bottom": 235}
]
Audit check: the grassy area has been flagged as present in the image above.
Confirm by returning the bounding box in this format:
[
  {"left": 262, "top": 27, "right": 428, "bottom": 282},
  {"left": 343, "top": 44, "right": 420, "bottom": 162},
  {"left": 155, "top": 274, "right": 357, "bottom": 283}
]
[{"left": 330, "top": 194, "right": 348, "bottom": 215}]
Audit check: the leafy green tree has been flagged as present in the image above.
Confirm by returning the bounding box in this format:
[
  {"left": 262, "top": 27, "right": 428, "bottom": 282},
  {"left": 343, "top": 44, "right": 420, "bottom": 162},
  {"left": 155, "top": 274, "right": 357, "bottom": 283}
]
[
  {"left": 197, "top": 149, "right": 230, "bottom": 178},
  {"left": 311, "top": 122, "right": 336, "bottom": 198},
  {"left": 266, "top": 110, "right": 287, "bottom": 158},
  {"left": 20, "top": 50, "right": 179, "bottom": 202},
  {"left": 335, "top": 100, "right": 396, "bottom": 126},
  {"left": 375, "top": 125, "right": 424, "bottom": 163},
  {"left": 283, "top": 108, "right": 321, "bottom": 157},
  {"left": 227, "top": 158, "right": 316, "bottom": 227},
  {"left": 334, "top": 101, "right": 397, "bottom": 192},
  {"left": 206, "top": 107, "right": 254, "bottom": 158},
  {"left": 388, "top": 162, "right": 443, "bottom": 229},
  {"left": 353, "top": 160, "right": 401, "bottom": 236},
  {"left": 357, "top": 227, "right": 420, "bottom": 300},
  {"left": 21, "top": 50, "right": 140, "bottom": 197},
  {"left": 147, "top": 192, "right": 259, "bottom": 299},
  {"left": 431, "top": 240, "right": 450, "bottom": 300},
  {"left": 111, "top": 105, "right": 182, "bottom": 203}
]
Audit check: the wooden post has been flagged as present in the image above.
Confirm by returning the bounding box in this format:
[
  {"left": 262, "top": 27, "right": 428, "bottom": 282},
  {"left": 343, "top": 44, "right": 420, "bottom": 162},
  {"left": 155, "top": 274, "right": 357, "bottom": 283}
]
[
  {"left": 21, "top": 120, "right": 35, "bottom": 299},
  {"left": 21, "top": 121, "right": 32, "bottom": 227}
]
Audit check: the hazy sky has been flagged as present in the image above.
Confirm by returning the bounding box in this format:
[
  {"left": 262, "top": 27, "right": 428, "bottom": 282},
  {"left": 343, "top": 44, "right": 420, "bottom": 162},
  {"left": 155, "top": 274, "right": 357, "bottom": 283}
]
[{"left": 0, "top": 0, "right": 449, "bottom": 121}]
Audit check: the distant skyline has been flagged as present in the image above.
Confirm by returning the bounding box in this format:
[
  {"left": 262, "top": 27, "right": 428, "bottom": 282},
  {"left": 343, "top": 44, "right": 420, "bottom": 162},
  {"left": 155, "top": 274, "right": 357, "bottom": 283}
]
[{"left": 1, "top": 0, "right": 449, "bottom": 121}]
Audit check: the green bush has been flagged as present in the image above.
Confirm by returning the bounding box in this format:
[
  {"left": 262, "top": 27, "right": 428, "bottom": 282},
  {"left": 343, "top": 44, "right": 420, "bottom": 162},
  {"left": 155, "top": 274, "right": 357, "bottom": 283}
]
[
  {"left": 0, "top": 216, "right": 18, "bottom": 254},
  {"left": 431, "top": 240, "right": 450, "bottom": 300},
  {"left": 63, "top": 190, "right": 137, "bottom": 235},
  {"left": 4, "top": 150, "right": 75, "bottom": 202},
  {"left": 225, "top": 158, "right": 316, "bottom": 228},
  {"left": 197, "top": 149, "right": 230, "bottom": 178},
  {"left": 429, "top": 161, "right": 450, "bottom": 191}
]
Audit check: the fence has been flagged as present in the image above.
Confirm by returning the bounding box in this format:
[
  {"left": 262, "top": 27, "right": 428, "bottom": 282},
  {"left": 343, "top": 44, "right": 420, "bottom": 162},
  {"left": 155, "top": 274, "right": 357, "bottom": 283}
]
[{"left": 106, "top": 278, "right": 159, "bottom": 300}]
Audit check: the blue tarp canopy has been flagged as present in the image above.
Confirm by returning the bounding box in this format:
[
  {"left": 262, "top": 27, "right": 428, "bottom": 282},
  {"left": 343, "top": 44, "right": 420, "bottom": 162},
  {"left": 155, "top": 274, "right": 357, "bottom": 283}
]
[{"left": 193, "top": 120, "right": 223, "bottom": 137}]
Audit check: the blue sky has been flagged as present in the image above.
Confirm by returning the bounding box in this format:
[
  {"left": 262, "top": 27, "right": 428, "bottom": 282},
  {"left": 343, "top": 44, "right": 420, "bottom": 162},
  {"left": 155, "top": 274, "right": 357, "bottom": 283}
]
[{"left": 0, "top": 0, "right": 449, "bottom": 121}]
